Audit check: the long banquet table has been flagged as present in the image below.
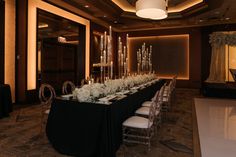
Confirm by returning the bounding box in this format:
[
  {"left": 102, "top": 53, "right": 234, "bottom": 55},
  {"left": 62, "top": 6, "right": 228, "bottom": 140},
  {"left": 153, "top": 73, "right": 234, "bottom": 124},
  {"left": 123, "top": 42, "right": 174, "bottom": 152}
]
[{"left": 46, "top": 79, "right": 164, "bottom": 157}]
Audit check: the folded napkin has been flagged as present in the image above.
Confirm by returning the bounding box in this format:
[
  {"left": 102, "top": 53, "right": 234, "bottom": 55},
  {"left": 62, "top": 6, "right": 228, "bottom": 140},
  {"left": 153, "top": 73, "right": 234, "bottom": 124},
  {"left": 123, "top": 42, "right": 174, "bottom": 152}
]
[{"left": 61, "top": 94, "right": 73, "bottom": 100}]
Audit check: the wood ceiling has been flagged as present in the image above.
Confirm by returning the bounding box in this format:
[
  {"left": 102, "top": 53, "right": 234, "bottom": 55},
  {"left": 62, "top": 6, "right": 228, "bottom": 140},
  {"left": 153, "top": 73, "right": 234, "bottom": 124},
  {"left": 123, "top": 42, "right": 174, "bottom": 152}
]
[
  {"left": 44, "top": 0, "right": 236, "bottom": 32},
  {"left": 38, "top": 9, "right": 79, "bottom": 43}
]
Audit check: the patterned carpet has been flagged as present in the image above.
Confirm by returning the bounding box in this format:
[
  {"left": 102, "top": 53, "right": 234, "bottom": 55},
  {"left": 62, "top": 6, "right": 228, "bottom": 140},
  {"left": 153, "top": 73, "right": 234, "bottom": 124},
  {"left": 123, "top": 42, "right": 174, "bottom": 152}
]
[{"left": 0, "top": 88, "right": 200, "bottom": 157}]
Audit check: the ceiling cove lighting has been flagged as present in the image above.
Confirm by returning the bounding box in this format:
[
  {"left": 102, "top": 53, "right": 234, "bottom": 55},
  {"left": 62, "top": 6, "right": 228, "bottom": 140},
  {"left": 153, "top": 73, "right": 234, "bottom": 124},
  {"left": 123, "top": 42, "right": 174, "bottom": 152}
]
[{"left": 136, "top": 0, "right": 168, "bottom": 20}]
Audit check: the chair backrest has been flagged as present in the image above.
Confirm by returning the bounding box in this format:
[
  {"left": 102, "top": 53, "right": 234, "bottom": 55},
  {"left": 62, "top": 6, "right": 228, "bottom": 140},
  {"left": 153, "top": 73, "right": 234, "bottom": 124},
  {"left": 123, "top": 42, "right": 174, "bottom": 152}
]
[
  {"left": 39, "top": 84, "right": 56, "bottom": 105},
  {"left": 62, "top": 81, "right": 75, "bottom": 95},
  {"left": 157, "top": 83, "right": 166, "bottom": 103},
  {"left": 151, "top": 90, "right": 159, "bottom": 101},
  {"left": 165, "top": 81, "right": 173, "bottom": 95},
  {"left": 148, "top": 101, "right": 156, "bottom": 127},
  {"left": 172, "top": 75, "right": 177, "bottom": 90},
  {"left": 81, "top": 79, "right": 85, "bottom": 86},
  {"left": 96, "top": 77, "right": 100, "bottom": 83}
]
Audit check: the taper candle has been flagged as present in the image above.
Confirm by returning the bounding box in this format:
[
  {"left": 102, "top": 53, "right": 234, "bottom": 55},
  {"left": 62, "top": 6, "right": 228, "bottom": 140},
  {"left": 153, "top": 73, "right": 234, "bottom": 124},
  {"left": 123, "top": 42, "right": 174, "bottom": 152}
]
[
  {"left": 104, "top": 31, "right": 107, "bottom": 51},
  {"left": 100, "top": 35, "right": 104, "bottom": 51},
  {"left": 111, "top": 61, "right": 113, "bottom": 79}
]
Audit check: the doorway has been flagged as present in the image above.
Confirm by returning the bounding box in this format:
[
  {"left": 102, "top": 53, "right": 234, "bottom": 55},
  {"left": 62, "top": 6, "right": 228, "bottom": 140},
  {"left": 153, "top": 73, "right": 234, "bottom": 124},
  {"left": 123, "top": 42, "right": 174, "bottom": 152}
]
[{"left": 37, "top": 9, "right": 85, "bottom": 93}]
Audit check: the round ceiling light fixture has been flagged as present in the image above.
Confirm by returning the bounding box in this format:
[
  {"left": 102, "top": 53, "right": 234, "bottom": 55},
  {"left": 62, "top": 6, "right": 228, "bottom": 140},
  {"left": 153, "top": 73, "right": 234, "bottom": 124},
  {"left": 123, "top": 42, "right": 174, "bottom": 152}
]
[{"left": 136, "top": 0, "right": 168, "bottom": 20}]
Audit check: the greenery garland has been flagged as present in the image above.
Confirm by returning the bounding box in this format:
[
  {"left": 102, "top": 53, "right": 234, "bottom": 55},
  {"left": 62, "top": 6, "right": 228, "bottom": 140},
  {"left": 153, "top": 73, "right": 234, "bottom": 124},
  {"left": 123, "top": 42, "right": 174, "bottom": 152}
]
[{"left": 209, "top": 32, "right": 236, "bottom": 46}]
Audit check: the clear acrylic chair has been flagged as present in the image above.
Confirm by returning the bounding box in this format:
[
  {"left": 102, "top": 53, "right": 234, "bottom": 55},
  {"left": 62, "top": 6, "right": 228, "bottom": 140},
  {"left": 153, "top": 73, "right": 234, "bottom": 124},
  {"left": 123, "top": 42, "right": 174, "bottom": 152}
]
[
  {"left": 122, "top": 101, "right": 156, "bottom": 151},
  {"left": 39, "top": 83, "right": 56, "bottom": 133},
  {"left": 62, "top": 81, "right": 75, "bottom": 95},
  {"left": 162, "top": 80, "right": 173, "bottom": 112},
  {"left": 142, "top": 84, "right": 166, "bottom": 108},
  {"left": 136, "top": 85, "right": 165, "bottom": 128},
  {"left": 80, "top": 79, "right": 86, "bottom": 87}
]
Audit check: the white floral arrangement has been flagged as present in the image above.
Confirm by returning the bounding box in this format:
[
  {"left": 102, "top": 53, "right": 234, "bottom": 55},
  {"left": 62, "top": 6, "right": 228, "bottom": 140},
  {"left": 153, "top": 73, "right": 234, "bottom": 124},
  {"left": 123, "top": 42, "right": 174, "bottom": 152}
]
[
  {"left": 209, "top": 32, "right": 236, "bottom": 46},
  {"left": 73, "top": 74, "right": 157, "bottom": 102},
  {"left": 73, "top": 83, "right": 106, "bottom": 102}
]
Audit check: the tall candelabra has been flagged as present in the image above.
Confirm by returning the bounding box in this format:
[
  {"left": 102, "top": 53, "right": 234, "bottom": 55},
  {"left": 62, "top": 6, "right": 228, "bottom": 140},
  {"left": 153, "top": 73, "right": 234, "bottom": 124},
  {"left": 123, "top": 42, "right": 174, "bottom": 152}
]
[
  {"left": 137, "top": 43, "right": 153, "bottom": 74},
  {"left": 118, "top": 34, "right": 129, "bottom": 78},
  {"left": 100, "top": 26, "right": 113, "bottom": 82}
]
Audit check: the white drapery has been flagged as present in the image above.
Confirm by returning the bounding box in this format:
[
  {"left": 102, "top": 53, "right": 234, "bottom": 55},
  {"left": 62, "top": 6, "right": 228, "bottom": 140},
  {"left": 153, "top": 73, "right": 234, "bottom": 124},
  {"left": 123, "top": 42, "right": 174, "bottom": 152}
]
[
  {"left": 206, "top": 32, "right": 236, "bottom": 83},
  {"left": 206, "top": 44, "right": 225, "bottom": 83}
]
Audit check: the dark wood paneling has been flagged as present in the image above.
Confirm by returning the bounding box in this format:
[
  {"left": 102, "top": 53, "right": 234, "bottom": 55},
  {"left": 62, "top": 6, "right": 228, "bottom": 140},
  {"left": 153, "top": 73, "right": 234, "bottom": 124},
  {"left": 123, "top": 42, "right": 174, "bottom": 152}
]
[
  {"left": 189, "top": 29, "right": 202, "bottom": 87},
  {"left": 121, "top": 27, "right": 202, "bottom": 88},
  {"left": 128, "top": 36, "right": 189, "bottom": 79},
  {"left": 16, "top": 0, "right": 28, "bottom": 103},
  {"left": 77, "top": 24, "right": 86, "bottom": 84},
  {"left": 41, "top": 40, "right": 77, "bottom": 92},
  {"left": 0, "top": 0, "right": 4, "bottom": 84}
]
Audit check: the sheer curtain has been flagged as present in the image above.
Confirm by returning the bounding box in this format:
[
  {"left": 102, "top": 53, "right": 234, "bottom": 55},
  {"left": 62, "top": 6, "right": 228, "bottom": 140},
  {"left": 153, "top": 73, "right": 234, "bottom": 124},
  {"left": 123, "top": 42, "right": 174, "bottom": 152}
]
[
  {"left": 206, "top": 32, "right": 236, "bottom": 83},
  {"left": 206, "top": 44, "right": 226, "bottom": 83}
]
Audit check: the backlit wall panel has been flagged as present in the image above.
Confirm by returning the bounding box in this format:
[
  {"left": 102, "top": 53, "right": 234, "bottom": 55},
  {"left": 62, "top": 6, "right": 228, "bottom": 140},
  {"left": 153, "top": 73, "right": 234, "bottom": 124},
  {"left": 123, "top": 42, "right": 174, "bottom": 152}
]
[
  {"left": 28, "top": 0, "right": 90, "bottom": 90},
  {"left": 128, "top": 35, "right": 189, "bottom": 80},
  {"left": 5, "top": 0, "right": 15, "bottom": 102}
]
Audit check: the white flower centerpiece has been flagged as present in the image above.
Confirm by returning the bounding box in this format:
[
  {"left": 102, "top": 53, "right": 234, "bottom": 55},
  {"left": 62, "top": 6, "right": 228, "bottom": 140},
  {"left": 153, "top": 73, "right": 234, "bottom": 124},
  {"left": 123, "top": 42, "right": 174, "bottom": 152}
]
[{"left": 73, "top": 74, "right": 157, "bottom": 102}]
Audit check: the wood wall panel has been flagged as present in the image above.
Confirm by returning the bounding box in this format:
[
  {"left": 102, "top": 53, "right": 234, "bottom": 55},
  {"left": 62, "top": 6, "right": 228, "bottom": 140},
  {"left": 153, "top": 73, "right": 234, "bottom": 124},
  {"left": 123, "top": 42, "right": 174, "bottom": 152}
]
[
  {"left": 122, "top": 27, "right": 202, "bottom": 88},
  {"left": 128, "top": 35, "right": 189, "bottom": 79},
  {"left": 41, "top": 41, "right": 77, "bottom": 92},
  {"left": 76, "top": 24, "right": 86, "bottom": 84},
  {"left": 0, "top": 0, "right": 4, "bottom": 84},
  {"left": 16, "top": 0, "right": 28, "bottom": 103}
]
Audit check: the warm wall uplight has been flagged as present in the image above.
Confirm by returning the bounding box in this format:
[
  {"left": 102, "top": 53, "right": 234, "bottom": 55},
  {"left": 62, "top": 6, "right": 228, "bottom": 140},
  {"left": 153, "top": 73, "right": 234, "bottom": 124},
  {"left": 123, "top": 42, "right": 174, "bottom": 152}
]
[
  {"left": 111, "top": 0, "right": 135, "bottom": 12},
  {"left": 168, "top": 0, "right": 203, "bottom": 13},
  {"left": 28, "top": 0, "right": 90, "bottom": 90},
  {"left": 225, "top": 45, "right": 236, "bottom": 82},
  {"left": 5, "top": 0, "right": 15, "bottom": 102},
  {"left": 128, "top": 34, "right": 189, "bottom": 80}
]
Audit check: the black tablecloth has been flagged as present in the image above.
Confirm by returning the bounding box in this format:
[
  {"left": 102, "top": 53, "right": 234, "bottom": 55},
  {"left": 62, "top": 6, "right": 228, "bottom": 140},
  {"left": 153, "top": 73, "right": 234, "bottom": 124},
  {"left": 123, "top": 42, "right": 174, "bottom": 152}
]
[
  {"left": 46, "top": 80, "right": 164, "bottom": 157},
  {"left": 0, "top": 84, "right": 13, "bottom": 118}
]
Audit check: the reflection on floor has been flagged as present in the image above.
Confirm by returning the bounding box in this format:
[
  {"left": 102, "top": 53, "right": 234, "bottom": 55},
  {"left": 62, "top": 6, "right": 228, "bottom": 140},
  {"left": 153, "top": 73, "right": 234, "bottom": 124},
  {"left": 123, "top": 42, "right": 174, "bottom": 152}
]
[
  {"left": 0, "top": 88, "right": 199, "bottom": 157},
  {"left": 195, "top": 98, "right": 236, "bottom": 157}
]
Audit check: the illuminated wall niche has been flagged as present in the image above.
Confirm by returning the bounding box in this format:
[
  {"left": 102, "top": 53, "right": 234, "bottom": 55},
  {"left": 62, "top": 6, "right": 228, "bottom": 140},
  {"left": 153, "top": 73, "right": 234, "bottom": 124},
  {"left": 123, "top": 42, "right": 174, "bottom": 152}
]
[
  {"left": 128, "top": 35, "right": 189, "bottom": 80},
  {"left": 28, "top": 0, "right": 90, "bottom": 90},
  {"left": 5, "top": 0, "right": 15, "bottom": 101},
  {"left": 225, "top": 45, "right": 236, "bottom": 82}
]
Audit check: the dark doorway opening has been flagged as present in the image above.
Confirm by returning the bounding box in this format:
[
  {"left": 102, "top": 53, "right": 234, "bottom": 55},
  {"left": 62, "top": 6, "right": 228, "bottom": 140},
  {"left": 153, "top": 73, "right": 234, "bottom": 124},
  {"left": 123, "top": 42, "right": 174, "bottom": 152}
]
[{"left": 37, "top": 9, "right": 86, "bottom": 94}]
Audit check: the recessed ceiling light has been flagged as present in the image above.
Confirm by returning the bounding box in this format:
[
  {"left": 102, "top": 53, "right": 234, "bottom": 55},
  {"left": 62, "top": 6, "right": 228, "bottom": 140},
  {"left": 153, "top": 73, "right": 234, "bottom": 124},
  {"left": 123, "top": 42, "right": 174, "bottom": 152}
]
[
  {"left": 103, "top": 15, "right": 107, "bottom": 18},
  {"left": 114, "top": 21, "right": 118, "bottom": 23},
  {"left": 199, "top": 19, "right": 204, "bottom": 22},
  {"left": 225, "top": 17, "right": 230, "bottom": 20},
  {"left": 84, "top": 5, "right": 89, "bottom": 8}
]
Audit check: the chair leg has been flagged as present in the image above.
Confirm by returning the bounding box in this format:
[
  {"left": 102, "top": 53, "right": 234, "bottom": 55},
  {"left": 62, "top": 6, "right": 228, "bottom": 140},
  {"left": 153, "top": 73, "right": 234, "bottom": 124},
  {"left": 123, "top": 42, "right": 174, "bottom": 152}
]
[
  {"left": 147, "top": 129, "right": 152, "bottom": 152},
  {"left": 121, "top": 144, "right": 128, "bottom": 157},
  {"left": 40, "top": 109, "right": 45, "bottom": 134},
  {"left": 15, "top": 108, "right": 22, "bottom": 122}
]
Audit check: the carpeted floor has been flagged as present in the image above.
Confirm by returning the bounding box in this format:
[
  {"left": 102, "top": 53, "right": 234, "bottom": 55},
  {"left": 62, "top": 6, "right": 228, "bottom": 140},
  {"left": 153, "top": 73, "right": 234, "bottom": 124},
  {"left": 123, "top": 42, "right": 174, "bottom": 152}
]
[{"left": 0, "top": 88, "right": 200, "bottom": 157}]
